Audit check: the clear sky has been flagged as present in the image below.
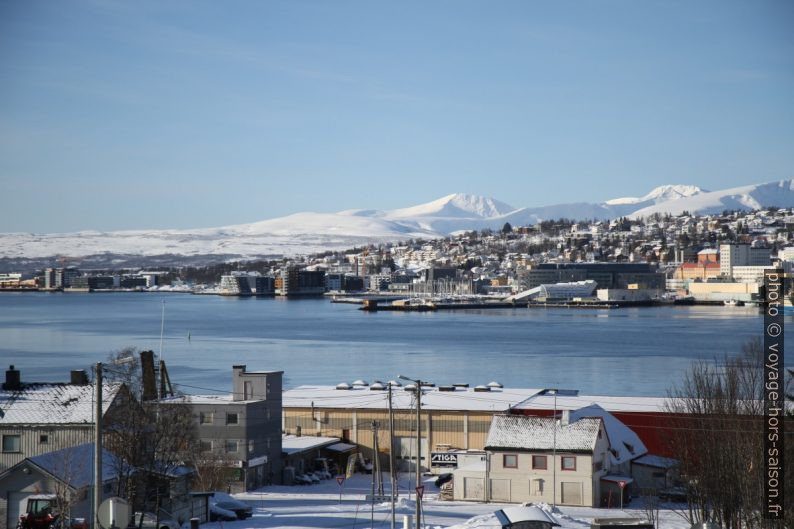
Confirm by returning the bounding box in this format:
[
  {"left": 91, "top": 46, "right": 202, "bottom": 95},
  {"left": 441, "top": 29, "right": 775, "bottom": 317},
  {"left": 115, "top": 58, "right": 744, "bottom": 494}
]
[{"left": 1, "top": 0, "right": 792, "bottom": 232}]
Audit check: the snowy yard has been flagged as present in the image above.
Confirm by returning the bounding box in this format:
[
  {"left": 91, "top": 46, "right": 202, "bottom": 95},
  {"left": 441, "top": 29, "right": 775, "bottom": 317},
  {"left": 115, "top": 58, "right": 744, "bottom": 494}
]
[{"left": 201, "top": 473, "right": 692, "bottom": 529}]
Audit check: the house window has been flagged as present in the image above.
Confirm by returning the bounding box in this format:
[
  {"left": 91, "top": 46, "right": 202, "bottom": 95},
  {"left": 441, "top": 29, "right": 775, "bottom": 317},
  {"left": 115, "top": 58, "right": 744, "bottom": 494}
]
[
  {"left": 2, "top": 434, "right": 20, "bottom": 453},
  {"left": 199, "top": 440, "right": 213, "bottom": 452},
  {"left": 226, "top": 440, "right": 238, "bottom": 453},
  {"left": 199, "top": 412, "right": 214, "bottom": 425},
  {"left": 39, "top": 434, "right": 49, "bottom": 445},
  {"left": 561, "top": 456, "right": 576, "bottom": 471},
  {"left": 244, "top": 381, "right": 253, "bottom": 400},
  {"left": 532, "top": 455, "right": 547, "bottom": 470},
  {"left": 503, "top": 454, "right": 518, "bottom": 469},
  {"left": 594, "top": 460, "right": 603, "bottom": 472},
  {"left": 226, "top": 412, "right": 239, "bottom": 425},
  {"left": 248, "top": 440, "right": 255, "bottom": 453}
]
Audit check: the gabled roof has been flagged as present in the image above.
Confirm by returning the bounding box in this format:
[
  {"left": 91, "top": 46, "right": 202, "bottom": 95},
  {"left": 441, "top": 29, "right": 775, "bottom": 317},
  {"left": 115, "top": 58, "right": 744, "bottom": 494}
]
[
  {"left": 18, "top": 443, "right": 122, "bottom": 489},
  {"left": 0, "top": 383, "right": 122, "bottom": 425},
  {"left": 570, "top": 404, "right": 647, "bottom": 465},
  {"left": 485, "top": 415, "right": 602, "bottom": 452}
]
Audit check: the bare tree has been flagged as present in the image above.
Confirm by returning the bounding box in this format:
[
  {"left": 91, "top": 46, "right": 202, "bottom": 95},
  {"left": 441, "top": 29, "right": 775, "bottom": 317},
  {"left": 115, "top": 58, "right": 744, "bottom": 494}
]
[
  {"left": 102, "top": 349, "right": 197, "bottom": 524},
  {"left": 665, "top": 338, "right": 793, "bottom": 529}
]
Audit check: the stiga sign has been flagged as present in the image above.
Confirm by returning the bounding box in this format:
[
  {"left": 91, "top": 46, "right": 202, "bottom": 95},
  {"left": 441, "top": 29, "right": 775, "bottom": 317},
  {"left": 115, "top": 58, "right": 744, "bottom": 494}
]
[{"left": 430, "top": 452, "right": 459, "bottom": 467}]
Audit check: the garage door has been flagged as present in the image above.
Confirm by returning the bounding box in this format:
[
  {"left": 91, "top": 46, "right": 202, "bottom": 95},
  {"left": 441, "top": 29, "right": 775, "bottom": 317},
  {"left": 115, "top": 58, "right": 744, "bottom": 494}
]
[
  {"left": 463, "top": 477, "right": 484, "bottom": 500},
  {"left": 561, "top": 482, "right": 583, "bottom": 505},
  {"left": 489, "top": 479, "right": 510, "bottom": 502},
  {"left": 7, "top": 491, "right": 29, "bottom": 529}
]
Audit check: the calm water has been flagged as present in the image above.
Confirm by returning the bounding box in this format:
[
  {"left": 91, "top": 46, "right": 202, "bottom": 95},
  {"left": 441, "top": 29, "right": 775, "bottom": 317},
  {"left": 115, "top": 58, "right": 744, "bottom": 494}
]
[{"left": 0, "top": 292, "right": 789, "bottom": 396}]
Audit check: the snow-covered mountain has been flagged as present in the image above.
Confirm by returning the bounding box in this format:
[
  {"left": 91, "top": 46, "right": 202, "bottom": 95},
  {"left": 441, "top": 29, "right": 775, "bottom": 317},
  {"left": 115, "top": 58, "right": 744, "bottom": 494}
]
[{"left": 1, "top": 180, "right": 791, "bottom": 265}]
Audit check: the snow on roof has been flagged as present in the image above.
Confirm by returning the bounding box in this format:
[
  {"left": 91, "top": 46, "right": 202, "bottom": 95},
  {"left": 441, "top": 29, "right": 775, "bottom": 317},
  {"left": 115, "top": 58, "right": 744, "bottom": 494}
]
[
  {"left": 512, "top": 393, "right": 670, "bottom": 413},
  {"left": 326, "top": 442, "right": 356, "bottom": 453},
  {"left": 570, "top": 404, "right": 647, "bottom": 465},
  {"left": 0, "top": 383, "right": 122, "bottom": 425},
  {"left": 485, "top": 415, "right": 601, "bottom": 452},
  {"left": 160, "top": 394, "right": 262, "bottom": 405},
  {"left": 633, "top": 454, "right": 678, "bottom": 469},
  {"left": 284, "top": 385, "right": 544, "bottom": 412},
  {"left": 282, "top": 434, "right": 341, "bottom": 455},
  {"left": 25, "top": 443, "right": 121, "bottom": 488}
]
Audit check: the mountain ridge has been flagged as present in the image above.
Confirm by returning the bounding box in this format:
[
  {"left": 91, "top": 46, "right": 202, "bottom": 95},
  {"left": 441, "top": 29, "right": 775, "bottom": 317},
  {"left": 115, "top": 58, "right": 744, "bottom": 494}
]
[{"left": 1, "top": 179, "right": 791, "bottom": 261}]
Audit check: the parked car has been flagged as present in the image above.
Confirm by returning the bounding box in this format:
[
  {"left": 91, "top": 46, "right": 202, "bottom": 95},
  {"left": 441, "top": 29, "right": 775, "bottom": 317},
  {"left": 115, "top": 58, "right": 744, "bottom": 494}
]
[
  {"left": 210, "top": 492, "right": 253, "bottom": 519},
  {"left": 132, "top": 512, "right": 180, "bottom": 529},
  {"left": 209, "top": 504, "right": 237, "bottom": 522}
]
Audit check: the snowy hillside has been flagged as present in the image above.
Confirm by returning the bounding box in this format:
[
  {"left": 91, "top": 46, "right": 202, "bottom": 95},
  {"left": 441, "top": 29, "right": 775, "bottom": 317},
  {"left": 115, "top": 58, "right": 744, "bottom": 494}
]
[
  {"left": 0, "top": 180, "right": 790, "bottom": 262},
  {"left": 629, "top": 180, "right": 794, "bottom": 218}
]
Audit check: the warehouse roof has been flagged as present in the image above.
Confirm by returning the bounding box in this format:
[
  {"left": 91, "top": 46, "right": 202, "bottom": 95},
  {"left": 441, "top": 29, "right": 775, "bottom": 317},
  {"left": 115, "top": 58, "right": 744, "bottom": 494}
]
[
  {"left": 283, "top": 385, "right": 544, "bottom": 412},
  {"left": 512, "top": 392, "right": 671, "bottom": 413},
  {"left": 0, "top": 383, "right": 122, "bottom": 425},
  {"left": 485, "top": 415, "right": 602, "bottom": 452}
]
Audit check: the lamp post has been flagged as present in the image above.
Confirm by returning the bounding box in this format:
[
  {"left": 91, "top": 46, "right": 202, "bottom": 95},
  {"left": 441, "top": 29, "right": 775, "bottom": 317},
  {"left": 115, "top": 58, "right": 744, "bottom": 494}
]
[{"left": 399, "top": 375, "right": 422, "bottom": 529}]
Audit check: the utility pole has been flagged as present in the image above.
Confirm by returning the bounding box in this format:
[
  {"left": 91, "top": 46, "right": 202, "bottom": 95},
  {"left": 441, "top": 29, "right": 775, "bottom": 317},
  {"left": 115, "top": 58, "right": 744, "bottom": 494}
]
[
  {"left": 415, "top": 380, "right": 422, "bottom": 529},
  {"left": 551, "top": 389, "right": 557, "bottom": 509},
  {"left": 94, "top": 363, "right": 103, "bottom": 529},
  {"left": 388, "top": 385, "right": 396, "bottom": 529},
  {"left": 399, "top": 375, "right": 422, "bottom": 529}
]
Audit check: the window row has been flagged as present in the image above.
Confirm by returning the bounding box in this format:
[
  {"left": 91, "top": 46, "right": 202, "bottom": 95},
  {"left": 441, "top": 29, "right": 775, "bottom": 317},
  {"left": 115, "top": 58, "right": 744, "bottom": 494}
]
[
  {"left": 199, "top": 410, "right": 273, "bottom": 425},
  {"left": 2, "top": 434, "right": 51, "bottom": 453},
  {"left": 502, "top": 454, "right": 576, "bottom": 471}
]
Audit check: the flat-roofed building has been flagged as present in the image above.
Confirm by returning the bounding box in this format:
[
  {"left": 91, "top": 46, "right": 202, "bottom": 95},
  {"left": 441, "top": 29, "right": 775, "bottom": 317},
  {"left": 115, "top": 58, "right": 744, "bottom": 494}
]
[
  {"left": 283, "top": 383, "right": 544, "bottom": 472},
  {"left": 161, "top": 365, "right": 283, "bottom": 490}
]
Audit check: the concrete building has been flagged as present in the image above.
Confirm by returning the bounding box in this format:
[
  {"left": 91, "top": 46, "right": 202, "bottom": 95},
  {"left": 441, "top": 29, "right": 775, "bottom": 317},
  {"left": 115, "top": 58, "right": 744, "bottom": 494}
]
[
  {"left": 162, "top": 366, "right": 283, "bottom": 490},
  {"left": 731, "top": 266, "right": 773, "bottom": 284},
  {"left": 719, "top": 243, "right": 771, "bottom": 278},
  {"left": 519, "top": 263, "right": 664, "bottom": 291},
  {"left": 275, "top": 268, "right": 326, "bottom": 296}
]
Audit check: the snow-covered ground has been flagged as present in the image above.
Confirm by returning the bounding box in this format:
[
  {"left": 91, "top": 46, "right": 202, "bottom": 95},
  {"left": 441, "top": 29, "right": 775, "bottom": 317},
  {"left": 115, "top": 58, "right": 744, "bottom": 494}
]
[{"left": 207, "top": 473, "right": 691, "bottom": 529}]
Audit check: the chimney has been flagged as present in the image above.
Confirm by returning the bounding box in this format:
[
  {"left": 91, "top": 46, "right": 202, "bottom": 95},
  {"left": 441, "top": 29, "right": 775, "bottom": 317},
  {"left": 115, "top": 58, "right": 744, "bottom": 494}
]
[
  {"left": 70, "top": 370, "right": 88, "bottom": 385},
  {"left": 3, "top": 365, "right": 21, "bottom": 391},
  {"left": 140, "top": 350, "right": 157, "bottom": 401}
]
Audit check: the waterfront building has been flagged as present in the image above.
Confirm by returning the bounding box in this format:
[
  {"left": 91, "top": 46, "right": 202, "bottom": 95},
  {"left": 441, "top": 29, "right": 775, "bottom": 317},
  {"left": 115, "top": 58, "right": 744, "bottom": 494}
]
[
  {"left": 275, "top": 268, "right": 326, "bottom": 296},
  {"left": 519, "top": 263, "right": 664, "bottom": 291},
  {"left": 719, "top": 243, "right": 771, "bottom": 278},
  {"left": 66, "top": 276, "right": 114, "bottom": 291},
  {"left": 162, "top": 365, "right": 283, "bottom": 490},
  {"left": 219, "top": 274, "right": 253, "bottom": 295}
]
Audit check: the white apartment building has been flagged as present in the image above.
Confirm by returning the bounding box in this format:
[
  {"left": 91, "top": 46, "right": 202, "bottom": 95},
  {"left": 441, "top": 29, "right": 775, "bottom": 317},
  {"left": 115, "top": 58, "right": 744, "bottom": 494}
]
[{"left": 719, "top": 243, "right": 771, "bottom": 278}]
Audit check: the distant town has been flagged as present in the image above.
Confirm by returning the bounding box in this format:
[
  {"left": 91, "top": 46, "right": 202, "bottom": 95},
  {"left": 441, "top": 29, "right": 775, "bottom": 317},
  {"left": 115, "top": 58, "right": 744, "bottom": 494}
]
[{"left": 2, "top": 208, "right": 792, "bottom": 309}]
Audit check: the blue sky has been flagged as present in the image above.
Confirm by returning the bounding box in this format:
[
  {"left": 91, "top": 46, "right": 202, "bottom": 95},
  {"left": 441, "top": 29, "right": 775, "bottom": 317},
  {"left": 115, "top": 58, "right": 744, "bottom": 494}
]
[{"left": 1, "top": 0, "right": 792, "bottom": 232}]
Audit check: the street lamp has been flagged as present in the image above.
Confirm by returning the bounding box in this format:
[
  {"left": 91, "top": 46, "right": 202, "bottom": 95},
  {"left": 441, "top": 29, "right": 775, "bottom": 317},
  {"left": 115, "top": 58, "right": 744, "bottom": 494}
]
[{"left": 398, "top": 375, "right": 423, "bottom": 529}]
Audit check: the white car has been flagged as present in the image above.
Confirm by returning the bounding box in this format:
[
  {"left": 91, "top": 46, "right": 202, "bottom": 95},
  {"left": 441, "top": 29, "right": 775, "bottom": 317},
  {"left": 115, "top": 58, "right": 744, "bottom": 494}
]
[{"left": 210, "top": 492, "right": 252, "bottom": 519}]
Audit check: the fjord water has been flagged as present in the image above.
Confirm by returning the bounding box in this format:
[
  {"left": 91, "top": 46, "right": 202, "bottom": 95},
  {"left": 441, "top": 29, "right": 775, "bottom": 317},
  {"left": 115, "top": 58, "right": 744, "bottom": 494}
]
[{"left": 0, "top": 292, "right": 786, "bottom": 396}]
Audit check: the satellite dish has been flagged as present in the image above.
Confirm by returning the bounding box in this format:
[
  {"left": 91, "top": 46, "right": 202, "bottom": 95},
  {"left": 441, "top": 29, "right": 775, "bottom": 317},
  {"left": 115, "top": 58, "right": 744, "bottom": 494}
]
[{"left": 98, "top": 497, "right": 130, "bottom": 529}]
